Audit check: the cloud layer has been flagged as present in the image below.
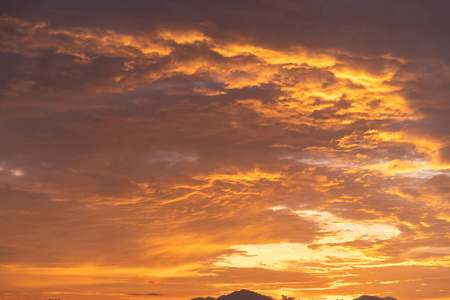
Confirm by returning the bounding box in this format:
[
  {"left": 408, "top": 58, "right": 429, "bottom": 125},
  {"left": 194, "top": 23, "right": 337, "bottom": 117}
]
[{"left": 0, "top": 1, "right": 449, "bottom": 300}]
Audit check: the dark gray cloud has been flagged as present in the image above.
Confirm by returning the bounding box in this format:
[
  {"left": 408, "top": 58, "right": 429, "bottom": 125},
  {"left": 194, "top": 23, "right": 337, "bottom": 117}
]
[
  {"left": 354, "top": 296, "right": 396, "bottom": 300},
  {"left": 3, "top": 0, "right": 450, "bottom": 61}
]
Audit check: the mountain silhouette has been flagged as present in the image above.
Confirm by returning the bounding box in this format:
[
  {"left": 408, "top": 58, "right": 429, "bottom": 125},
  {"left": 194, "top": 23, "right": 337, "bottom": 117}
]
[
  {"left": 191, "top": 290, "right": 397, "bottom": 300},
  {"left": 191, "top": 289, "right": 273, "bottom": 300}
]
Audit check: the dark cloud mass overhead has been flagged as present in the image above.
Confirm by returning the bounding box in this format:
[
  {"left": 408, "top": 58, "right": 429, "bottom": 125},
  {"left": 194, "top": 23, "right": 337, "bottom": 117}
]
[
  {"left": 354, "top": 296, "right": 397, "bottom": 300},
  {"left": 0, "top": 1, "right": 449, "bottom": 300}
]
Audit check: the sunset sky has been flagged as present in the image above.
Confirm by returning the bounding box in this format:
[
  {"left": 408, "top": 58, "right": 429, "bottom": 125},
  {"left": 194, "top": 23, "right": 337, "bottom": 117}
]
[{"left": 1, "top": 1, "right": 450, "bottom": 300}]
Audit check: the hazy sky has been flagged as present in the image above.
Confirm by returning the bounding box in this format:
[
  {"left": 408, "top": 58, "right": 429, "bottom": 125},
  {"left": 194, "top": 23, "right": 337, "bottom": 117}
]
[{"left": 1, "top": 1, "right": 449, "bottom": 300}]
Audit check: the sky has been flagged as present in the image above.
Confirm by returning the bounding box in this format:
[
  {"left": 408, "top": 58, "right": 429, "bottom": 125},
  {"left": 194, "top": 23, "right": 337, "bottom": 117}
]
[{"left": 0, "top": 1, "right": 449, "bottom": 300}]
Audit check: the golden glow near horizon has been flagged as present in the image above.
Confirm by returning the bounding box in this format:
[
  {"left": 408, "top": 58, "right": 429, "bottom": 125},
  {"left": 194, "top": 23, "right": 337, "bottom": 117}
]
[{"left": 1, "top": 3, "right": 450, "bottom": 300}]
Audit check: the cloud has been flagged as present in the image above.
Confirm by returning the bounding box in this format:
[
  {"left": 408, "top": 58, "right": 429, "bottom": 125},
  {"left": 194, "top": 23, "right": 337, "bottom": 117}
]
[
  {"left": 354, "top": 296, "right": 396, "bottom": 300},
  {"left": 1, "top": 1, "right": 449, "bottom": 300},
  {"left": 191, "top": 289, "right": 273, "bottom": 300},
  {"left": 192, "top": 290, "right": 400, "bottom": 300},
  {"left": 128, "top": 293, "right": 162, "bottom": 296}
]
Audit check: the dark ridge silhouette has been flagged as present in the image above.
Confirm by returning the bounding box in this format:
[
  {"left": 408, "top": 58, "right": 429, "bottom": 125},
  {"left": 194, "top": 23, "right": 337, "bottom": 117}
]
[{"left": 191, "top": 290, "right": 398, "bottom": 300}]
